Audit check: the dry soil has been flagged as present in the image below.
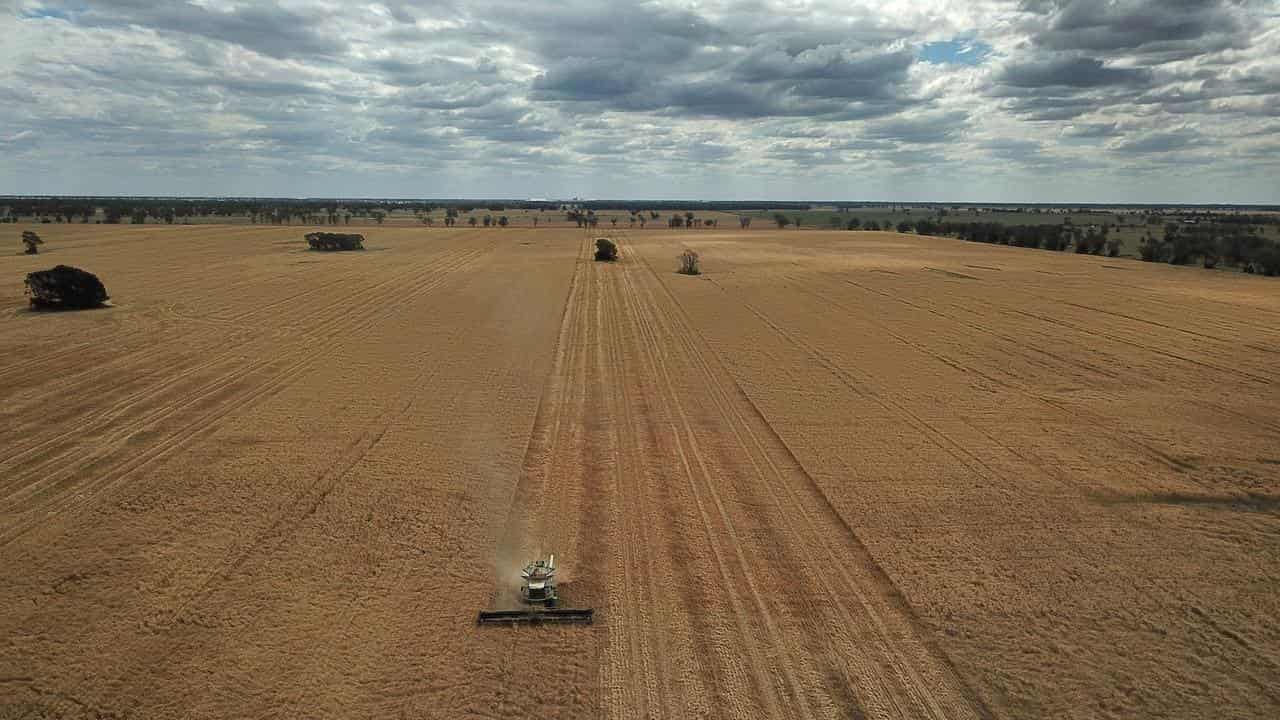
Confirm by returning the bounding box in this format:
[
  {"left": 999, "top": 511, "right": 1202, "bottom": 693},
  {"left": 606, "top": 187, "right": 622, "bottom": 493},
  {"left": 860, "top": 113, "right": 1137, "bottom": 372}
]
[{"left": 1, "top": 225, "right": 1278, "bottom": 719}]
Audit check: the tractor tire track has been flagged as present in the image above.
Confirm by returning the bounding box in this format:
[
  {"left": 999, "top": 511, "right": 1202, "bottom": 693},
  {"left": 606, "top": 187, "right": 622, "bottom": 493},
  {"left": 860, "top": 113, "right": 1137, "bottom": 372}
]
[
  {"left": 597, "top": 249, "right": 693, "bottom": 720},
  {"left": 474, "top": 238, "right": 604, "bottom": 720},
  {"left": 0, "top": 245, "right": 483, "bottom": 520},
  {"left": 610, "top": 255, "right": 808, "bottom": 718},
  {"left": 630, "top": 251, "right": 989, "bottom": 719},
  {"left": 0, "top": 244, "right": 484, "bottom": 486},
  {"left": 142, "top": 398, "right": 409, "bottom": 632},
  {"left": 0, "top": 246, "right": 489, "bottom": 546},
  {"left": 0, "top": 240, "right": 478, "bottom": 450},
  {"left": 826, "top": 276, "right": 1280, "bottom": 471},
  {"left": 0, "top": 227, "right": 331, "bottom": 382}
]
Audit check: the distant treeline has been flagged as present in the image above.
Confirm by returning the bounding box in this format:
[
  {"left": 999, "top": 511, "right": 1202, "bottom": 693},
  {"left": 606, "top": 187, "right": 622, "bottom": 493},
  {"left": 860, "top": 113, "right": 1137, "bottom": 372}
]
[
  {"left": 5, "top": 197, "right": 1279, "bottom": 223},
  {"left": 0, "top": 198, "right": 436, "bottom": 224},
  {"left": 883, "top": 217, "right": 1280, "bottom": 277},
  {"left": 0, "top": 197, "right": 812, "bottom": 224}
]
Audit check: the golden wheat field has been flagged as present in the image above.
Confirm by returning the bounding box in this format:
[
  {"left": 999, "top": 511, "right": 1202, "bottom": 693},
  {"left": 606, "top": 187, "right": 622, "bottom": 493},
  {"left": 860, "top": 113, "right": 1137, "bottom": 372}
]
[{"left": 1, "top": 224, "right": 1278, "bottom": 719}]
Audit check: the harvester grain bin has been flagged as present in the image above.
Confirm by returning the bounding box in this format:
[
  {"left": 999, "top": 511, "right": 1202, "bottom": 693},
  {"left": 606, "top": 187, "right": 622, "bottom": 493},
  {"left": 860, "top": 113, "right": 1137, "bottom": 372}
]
[
  {"left": 24, "top": 265, "right": 109, "bottom": 310},
  {"left": 521, "top": 555, "right": 558, "bottom": 605},
  {"left": 306, "top": 232, "right": 365, "bottom": 251}
]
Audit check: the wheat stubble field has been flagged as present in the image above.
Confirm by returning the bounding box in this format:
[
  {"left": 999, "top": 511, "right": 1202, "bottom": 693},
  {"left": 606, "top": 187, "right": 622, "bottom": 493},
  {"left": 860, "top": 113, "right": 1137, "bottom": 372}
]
[{"left": 1, "top": 225, "right": 1278, "bottom": 719}]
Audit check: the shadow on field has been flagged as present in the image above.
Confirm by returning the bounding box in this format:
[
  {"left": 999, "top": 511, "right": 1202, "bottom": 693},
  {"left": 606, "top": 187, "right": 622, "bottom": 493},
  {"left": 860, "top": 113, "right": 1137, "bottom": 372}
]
[
  {"left": 285, "top": 246, "right": 389, "bottom": 254},
  {"left": 1094, "top": 490, "right": 1280, "bottom": 514},
  {"left": 13, "top": 302, "right": 115, "bottom": 318}
]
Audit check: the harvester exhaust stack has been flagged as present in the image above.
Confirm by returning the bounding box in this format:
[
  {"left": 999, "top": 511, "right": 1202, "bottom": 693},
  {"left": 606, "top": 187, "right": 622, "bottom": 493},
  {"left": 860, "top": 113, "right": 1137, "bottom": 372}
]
[{"left": 477, "top": 555, "right": 594, "bottom": 625}]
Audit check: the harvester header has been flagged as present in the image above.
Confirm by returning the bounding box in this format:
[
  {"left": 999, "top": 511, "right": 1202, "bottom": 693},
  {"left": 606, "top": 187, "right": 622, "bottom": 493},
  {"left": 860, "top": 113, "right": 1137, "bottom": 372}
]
[{"left": 477, "top": 554, "right": 593, "bottom": 625}]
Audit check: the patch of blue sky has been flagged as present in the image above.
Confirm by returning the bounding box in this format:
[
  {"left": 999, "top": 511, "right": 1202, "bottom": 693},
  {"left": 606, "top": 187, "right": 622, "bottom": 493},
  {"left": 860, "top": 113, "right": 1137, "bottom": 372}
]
[{"left": 919, "top": 39, "right": 992, "bottom": 66}]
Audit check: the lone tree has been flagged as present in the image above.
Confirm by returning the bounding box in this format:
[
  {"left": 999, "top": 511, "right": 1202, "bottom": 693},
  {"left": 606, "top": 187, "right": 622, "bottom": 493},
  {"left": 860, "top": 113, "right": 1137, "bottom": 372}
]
[
  {"left": 25, "top": 265, "right": 109, "bottom": 310},
  {"left": 306, "top": 232, "right": 365, "bottom": 251},
  {"left": 21, "top": 230, "right": 44, "bottom": 255},
  {"left": 595, "top": 238, "right": 618, "bottom": 261},
  {"left": 677, "top": 249, "right": 701, "bottom": 275}
]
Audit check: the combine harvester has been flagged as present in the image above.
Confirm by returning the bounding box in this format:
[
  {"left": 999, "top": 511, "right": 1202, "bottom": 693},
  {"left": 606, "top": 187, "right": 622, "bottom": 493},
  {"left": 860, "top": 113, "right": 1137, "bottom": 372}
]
[{"left": 477, "top": 555, "right": 594, "bottom": 625}]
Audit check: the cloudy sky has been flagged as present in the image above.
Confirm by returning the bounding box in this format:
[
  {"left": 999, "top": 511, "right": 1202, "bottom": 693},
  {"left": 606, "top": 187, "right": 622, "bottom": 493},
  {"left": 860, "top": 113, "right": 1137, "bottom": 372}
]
[{"left": 1, "top": 0, "right": 1277, "bottom": 202}]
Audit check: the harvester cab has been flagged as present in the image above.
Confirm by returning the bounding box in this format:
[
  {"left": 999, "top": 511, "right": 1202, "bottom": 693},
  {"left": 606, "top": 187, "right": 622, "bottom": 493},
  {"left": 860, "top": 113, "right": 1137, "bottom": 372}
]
[{"left": 477, "top": 554, "right": 593, "bottom": 625}]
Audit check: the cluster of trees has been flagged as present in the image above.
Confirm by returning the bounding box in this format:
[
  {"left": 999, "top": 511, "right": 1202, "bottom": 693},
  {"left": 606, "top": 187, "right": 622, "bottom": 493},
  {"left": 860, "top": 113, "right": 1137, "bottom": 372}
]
[
  {"left": 564, "top": 209, "right": 717, "bottom": 229},
  {"left": 1138, "top": 224, "right": 1280, "bottom": 275},
  {"left": 568, "top": 201, "right": 804, "bottom": 213},
  {"left": 669, "top": 212, "right": 717, "bottom": 228},
  {"left": 567, "top": 209, "right": 599, "bottom": 228},
  {"left": 840, "top": 217, "right": 887, "bottom": 231}
]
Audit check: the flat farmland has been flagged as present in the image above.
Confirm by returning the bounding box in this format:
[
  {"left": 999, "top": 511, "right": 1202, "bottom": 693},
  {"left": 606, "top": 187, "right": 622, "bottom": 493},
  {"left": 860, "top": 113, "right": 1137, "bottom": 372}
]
[{"left": 1, "top": 225, "right": 1278, "bottom": 719}]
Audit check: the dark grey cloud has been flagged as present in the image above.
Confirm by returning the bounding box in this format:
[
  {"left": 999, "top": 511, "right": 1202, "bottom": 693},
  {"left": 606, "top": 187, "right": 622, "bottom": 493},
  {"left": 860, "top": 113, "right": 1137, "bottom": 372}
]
[
  {"left": 512, "top": 1, "right": 721, "bottom": 65},
  {"left": 997, "top": 56, "right": 1152, "bottom": 89},
  {"left": 366, "top": 56, "right": 499, "bottom": 88},
  {"left": 531, "top": 59, "right": 650, "bottom": 101},
  {"left": 530, "top": 40, "right": 919, "bottom": 120},
  {"left": 1022, "top": 0, "right": 1250, "bottom": 61},
  {"left": 1111, "top": 128, "right": 1213, "bottom": 154},
  {"left": 1132, "top": 69, "right": 1280, "bottom": 116},
  {"left": 734, "top": 46, "right": 913, "bottom": 92},
  {"left": 43, "top": 0, "right": 343, "bottom": 59}
]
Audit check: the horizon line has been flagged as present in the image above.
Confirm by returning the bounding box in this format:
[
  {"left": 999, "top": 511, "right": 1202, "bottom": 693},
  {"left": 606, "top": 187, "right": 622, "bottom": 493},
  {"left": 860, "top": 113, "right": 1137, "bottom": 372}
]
[{"left": 2, "top": 195, "right": 1279, "bottom": 209}]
